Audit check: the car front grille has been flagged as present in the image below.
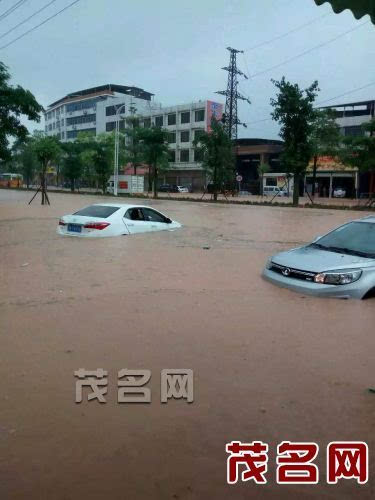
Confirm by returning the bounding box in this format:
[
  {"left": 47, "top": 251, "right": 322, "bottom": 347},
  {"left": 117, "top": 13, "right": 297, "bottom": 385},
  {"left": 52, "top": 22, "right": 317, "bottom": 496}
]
[{"left": 270, "top": 262, "right": 316, "bottom": 282}]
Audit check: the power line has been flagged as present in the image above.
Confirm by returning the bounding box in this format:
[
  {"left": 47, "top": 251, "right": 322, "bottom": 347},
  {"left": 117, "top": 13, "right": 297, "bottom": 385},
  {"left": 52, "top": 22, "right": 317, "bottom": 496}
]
[
  {"left": 243, "top": 81, "right": 375, "bottom": 126},
  {"left": 251, "top": 20, "right": 369, "bottom": 78},
  {"left": 316, "top": 82, "right": 375, "bottom": 106},
  {"left": 0, "top": 0, "right": 82, "bottom": 50},
  {"left": 0, "top": 0, "right": 58, "bottom": 41},
  {"left": 245, "top": 12, "right": 331, "bottom": 52},
  {"left": 0, "top": 0, "right": 28, "bottom": 22}
]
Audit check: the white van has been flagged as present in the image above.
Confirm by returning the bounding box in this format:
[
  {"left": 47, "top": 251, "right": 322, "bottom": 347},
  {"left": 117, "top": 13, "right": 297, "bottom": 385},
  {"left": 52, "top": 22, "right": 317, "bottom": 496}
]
[{"left": 263, "top": 186, "right": 288, "bottom": 197}]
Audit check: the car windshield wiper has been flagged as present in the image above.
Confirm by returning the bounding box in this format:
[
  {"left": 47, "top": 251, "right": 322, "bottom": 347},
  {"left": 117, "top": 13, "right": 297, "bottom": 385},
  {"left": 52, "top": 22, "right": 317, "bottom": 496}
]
[
  {"left": 323, "top": 246, "right": 375, "bottom": 258},
  {"left": 310, "top": 243, "right": 374, "bottom": 258}
]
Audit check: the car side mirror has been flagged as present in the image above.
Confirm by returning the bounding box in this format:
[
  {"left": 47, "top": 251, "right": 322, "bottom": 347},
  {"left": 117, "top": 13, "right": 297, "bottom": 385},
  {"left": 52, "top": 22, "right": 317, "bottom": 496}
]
[{"left": 165, "top": 218, "right": 172, "bottom": 224}]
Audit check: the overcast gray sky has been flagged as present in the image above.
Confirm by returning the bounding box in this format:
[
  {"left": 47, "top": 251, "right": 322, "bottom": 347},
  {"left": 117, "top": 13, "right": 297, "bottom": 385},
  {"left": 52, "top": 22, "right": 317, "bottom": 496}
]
[{"left": 2, "top": 0, "right": 374, "bottom": 139}]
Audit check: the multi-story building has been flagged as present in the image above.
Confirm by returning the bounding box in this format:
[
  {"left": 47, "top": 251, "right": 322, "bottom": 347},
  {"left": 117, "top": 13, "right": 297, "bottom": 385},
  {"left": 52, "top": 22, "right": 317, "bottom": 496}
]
[
  {"left": 44, "top": 85, "right": 223, "bottom": 190},
  {"left": 321, "top": 99, "right": 375, "bottom": 137},
  {"left": 44, "top": 84, "right": 155, "bottom": 141}
]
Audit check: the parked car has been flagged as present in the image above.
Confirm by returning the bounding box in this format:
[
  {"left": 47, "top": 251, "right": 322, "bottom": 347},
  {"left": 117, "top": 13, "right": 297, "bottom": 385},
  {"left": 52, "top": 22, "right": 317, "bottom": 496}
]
[
  {"left": 333, "top": 187, "right": 346, "bottom": 198},
  {"left": 263, "top": 186, "right": 288, "bottom": 197},
  {"left": 262, "top": 216, "right": 375, "bottom": 299},
  {"left": 176, "top": 185, "right": 189, "bottom": 193},
  {"left": 58, "top": 204, "right": 181, "bottom": 237},
  {"left": 159, "top": 184, "right": 177, "bottom": 193}
]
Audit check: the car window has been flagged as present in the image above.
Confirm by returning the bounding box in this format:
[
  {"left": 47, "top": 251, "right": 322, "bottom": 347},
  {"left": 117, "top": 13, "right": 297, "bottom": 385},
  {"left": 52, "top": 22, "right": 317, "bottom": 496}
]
[
  {"left": 73, "top": 205, "right": 119, "bottom": 218},
  {"left": 142, "top": 208, "right": 168, "bottom": 223},
  {"left": 124, "top": 208, "right": 145, "bottom": 221},
  {"left": 316, "top": 222, "right": 375, "bottom": 255}
]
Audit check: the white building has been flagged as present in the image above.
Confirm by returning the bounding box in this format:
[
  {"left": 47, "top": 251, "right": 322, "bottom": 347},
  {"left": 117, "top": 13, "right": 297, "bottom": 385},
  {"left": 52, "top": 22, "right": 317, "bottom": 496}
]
[{"left": 44, "top": 84, "right": 223, "bottom": 190}]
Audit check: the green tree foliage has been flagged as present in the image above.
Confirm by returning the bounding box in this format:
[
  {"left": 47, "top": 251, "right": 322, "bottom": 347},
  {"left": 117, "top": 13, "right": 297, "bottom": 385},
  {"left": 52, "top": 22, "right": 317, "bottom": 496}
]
[
  {"left": 61, "top": 141, "right": 83, "bottom": 192},
  {"left": 0, "top": 62, "right": 43, "bottom": 163},
  {"left": 193, "top": 118, "right": 234, "bottom": 201},
  {"left": 314, "top": 0, "right": 375, "bottom": 24},
  {"left": 309, "top": 109, "right": 341, "bottom": 197},
  {"left": 270, "top": 77, "right": 319, "bottom": 205},
  {"left": 31, "top": 132, "right": 62, "bottom": 204},
  {"left": 77, "top": 132, "right": 125, "bottom": 194},
  {"left": 138, "top": 126, "right": 169, "bottom": 198},
  {"left": 12, "top": 137, "right": 38, "bottom": 188},
  {"left": 124, "top": 115, "right": 144, "bottom": 175}
]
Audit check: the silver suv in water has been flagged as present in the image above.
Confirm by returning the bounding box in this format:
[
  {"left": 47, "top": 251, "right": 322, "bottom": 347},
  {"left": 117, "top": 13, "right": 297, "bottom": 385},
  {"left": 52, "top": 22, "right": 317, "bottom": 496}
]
[{"left": 262, "top": 216, "right": 375, "bottom": 299}]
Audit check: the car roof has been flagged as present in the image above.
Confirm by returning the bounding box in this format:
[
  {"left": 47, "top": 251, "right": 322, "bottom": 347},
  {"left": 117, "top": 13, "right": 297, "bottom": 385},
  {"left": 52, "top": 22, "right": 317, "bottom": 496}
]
[
  {"left": 358, "top": 216, "right": 375, "bottom": 224},
  {"left": 89, "top": 203, "right": 157, "bottom": 210}
]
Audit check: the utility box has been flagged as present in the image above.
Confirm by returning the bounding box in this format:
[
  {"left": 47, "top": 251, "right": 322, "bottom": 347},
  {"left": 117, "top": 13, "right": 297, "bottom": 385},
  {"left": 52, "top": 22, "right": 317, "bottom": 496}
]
[{"left": 107, "top": 175, "right": 144, "bottom": 194}]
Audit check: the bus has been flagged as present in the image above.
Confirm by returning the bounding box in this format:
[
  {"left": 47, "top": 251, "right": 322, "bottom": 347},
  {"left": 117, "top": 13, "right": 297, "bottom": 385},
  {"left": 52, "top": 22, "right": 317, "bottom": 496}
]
[{"left": 0, "top": 173, "right": 23, "bottom": 188}]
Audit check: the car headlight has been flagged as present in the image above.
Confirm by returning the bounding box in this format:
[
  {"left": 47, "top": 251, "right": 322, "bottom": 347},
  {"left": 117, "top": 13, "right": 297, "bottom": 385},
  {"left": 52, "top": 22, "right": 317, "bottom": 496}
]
[
  {"left": 265, "top": 258, "right": 273, "bottom": 270},
  {"left": 314, "top": 269, "right": 362, "bottom": 285}
]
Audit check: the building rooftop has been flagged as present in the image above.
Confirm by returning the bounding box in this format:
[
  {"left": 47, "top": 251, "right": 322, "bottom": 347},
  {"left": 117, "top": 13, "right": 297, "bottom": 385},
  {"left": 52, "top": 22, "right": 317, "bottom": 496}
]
[
  {"left": 48, "top": 84, "right": 154, "bottom": 108},
  {"left": 320, "top": 99, "right": 375, "bottom": 110}
]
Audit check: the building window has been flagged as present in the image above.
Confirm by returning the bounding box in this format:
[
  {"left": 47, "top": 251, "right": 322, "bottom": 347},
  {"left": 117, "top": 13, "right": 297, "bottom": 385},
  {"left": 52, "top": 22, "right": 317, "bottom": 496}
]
[
  {"left": 168, "top": 113, "right": 176, "bottom": 125},
  {"left": 343, "top": 125, "right": 364, "bottom": 137},
  {"left": 167, "top": 132, "right": 176, "bottom": 143},
  {"left": 195, "top": 109, "right": 205, "bottom": 122},
  {"left": 143, "top": 118, "right": 151, "bottom": 128},
  {"left": 168, "top": 150, "right": 176, "bottom": 162},
  {"left": 106, "top": 106, "right": 117, "bottom": 116},
  {"left": 180, "top": 149, "right": 189, "bottom": 162},
  {"left": 155, "top": 115, "right": 163, "bottom": 127},
  {"left": 180, "top": 111, "right": 190, "bottom": 124},
  {"left": 67, "top": 128, "right": 96, "bottom": 139},
  {"left": 66, "top": 114, "right": 96, "bottom": 126},
  {"left": 66, "top": 98, "right": 98, "bottom": 113},
  {"left": 61, "top": 118, "right": 64, "bottom": 126},
  {"left": 61, "top": 131, "right": 65, "bottom": 139},
  {"left": 180, "top": 130, "right": 190, "bottom": 142},
  {"left": 106, "top": 120, "right": 125, "bottom": 132}
]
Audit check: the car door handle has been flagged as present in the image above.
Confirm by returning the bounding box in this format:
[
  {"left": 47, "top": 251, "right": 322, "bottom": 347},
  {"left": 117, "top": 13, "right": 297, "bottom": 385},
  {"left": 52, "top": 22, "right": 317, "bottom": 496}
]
[{"left": 127, "top": 223, "right": 134, "bottom": 226}]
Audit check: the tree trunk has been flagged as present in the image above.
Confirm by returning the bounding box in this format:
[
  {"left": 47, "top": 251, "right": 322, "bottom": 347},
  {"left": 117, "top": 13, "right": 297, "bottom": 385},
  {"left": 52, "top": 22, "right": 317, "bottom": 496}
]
[
  {"left": 213, "top": 161, "right": 218, "bottom": 201},
  {"left": 71, "top": 179, "right": 75, "bottom": 192},
  {"left": 148, "top": 165, "right": 152, "bottom": 193},
  {"left": 293, "top": 173, "right": 300, "bottom": 206},
  {"left": 153, "top": 163, "right": 158, "bottom": 199},
  {"left": 312, "top": 155, "right": 318, "bottom": 198}
]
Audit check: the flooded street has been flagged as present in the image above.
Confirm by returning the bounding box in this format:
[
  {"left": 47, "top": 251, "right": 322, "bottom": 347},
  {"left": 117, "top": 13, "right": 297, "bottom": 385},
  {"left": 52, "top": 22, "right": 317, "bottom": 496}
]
[{"left": 1, "top": 189, "right": 374, "bottom": 499}]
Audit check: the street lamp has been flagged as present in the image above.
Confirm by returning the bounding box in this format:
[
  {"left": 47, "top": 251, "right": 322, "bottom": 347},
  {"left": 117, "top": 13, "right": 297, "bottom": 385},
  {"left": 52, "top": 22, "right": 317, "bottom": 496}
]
[{"left": 113, "top": 103, "right": 126, "bottom": 196}]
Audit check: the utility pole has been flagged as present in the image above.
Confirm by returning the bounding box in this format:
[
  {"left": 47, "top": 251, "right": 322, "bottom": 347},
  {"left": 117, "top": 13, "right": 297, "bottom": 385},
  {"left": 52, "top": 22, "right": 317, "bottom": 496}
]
[{"left": 216, "top": 47, "right": 251, "bottom": 141}]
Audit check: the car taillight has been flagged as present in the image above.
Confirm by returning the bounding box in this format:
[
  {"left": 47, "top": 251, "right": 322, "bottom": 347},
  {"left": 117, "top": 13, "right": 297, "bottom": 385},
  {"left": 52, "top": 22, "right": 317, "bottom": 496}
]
[
  {"left": 83, "top": 222, "right": 110, "bottom": 230},
  {"left": 59, "top": 219, "right": 66, "bottom": 226}
]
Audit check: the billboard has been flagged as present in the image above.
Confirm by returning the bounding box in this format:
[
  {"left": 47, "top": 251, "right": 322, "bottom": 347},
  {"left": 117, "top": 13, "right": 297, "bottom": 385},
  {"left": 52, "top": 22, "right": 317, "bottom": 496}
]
[{"left": 206, "top": 101, "right": 223, "bottom": 132}]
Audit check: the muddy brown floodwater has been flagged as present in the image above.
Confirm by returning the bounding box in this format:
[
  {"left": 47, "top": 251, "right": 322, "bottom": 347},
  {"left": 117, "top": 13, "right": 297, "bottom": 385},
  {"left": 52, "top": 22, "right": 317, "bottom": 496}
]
[{"left": 0, "top": 189, "right": 374, "bottom": 500}]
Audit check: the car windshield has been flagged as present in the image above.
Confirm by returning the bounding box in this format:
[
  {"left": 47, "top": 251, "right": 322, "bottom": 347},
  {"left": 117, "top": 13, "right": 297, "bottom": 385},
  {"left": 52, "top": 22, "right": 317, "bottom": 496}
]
[
  {"left": 73, "top": 205, "right": 120, "bottom": 218},
  {"left": 311, "top": 222, "right": 375, "bottom": 258}
]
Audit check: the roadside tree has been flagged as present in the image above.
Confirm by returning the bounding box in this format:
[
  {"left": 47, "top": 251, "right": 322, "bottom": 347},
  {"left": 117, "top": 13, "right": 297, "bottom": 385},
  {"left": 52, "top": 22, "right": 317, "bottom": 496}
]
[
  {"left": 193, "top": 118, "right": 234, "bottom": 201},
  {"left": 270, "top": 77, "right": 319, "bottom": 206}
]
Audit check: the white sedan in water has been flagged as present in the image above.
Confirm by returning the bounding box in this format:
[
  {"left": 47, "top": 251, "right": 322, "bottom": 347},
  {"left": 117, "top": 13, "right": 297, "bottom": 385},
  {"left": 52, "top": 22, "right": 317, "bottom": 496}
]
[{"left": 58, "top": 203, "right": 182, "bottom": 237}]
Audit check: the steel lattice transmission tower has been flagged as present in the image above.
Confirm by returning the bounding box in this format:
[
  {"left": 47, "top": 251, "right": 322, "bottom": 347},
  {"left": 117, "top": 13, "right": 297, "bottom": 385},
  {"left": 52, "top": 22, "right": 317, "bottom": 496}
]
[{"left": 216, "top": 47, "right": 251, "bottom": 141}]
